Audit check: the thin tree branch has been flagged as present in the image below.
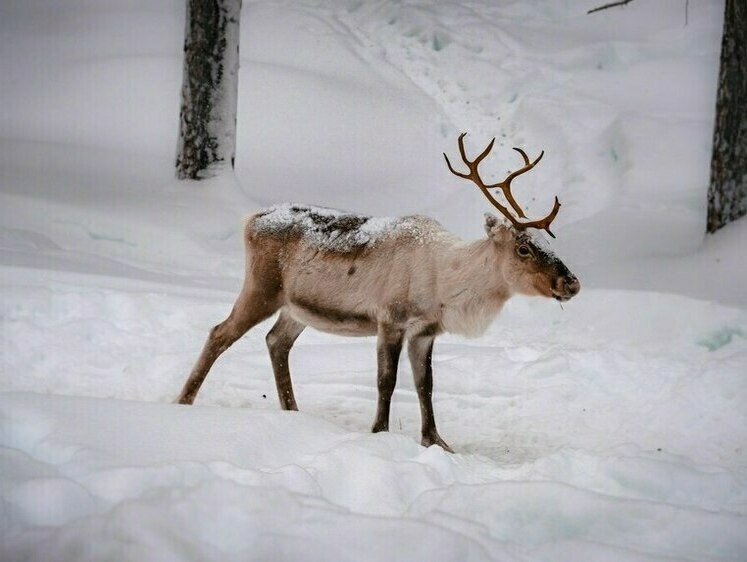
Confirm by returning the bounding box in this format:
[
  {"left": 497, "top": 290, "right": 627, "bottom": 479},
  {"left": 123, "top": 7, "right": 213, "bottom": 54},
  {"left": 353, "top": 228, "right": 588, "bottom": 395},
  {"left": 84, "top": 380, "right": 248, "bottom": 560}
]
[{"left": 587, "top": 0, "right": 635, "bottom": 15}]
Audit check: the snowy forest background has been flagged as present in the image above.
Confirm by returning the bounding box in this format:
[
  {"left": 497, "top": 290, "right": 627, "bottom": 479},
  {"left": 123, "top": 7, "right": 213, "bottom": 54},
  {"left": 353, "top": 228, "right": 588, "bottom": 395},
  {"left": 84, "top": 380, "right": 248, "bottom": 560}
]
[{"left": 1, "top": 1, "right": 745, "bottom": 560}]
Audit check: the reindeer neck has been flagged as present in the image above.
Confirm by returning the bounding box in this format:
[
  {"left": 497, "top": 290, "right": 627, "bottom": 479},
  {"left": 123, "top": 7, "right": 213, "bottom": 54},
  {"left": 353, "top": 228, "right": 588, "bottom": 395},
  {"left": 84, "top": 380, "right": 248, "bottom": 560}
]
[{"left": 436, "top": 238, "right": 511, "bottom": 337}]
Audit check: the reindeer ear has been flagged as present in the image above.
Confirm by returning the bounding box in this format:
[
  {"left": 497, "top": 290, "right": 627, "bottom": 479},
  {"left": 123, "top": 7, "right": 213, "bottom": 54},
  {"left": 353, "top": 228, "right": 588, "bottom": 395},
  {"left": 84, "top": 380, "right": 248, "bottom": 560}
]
[
  {"left": 485, "top": 213, "right": 513, "bottom": 242},
  {"left": 484, "top": 213, "right": 498, "bottom": 236}
]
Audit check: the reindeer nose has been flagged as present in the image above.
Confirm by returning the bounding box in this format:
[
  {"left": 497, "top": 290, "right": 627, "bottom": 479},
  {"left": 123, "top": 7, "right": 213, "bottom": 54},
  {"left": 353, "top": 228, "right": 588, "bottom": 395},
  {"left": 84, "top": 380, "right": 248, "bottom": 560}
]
[
  {"left": 554, "top": 274, "right": 580, "bottom": 299},
  {"left": 564, "top": 276, "right": 580, "bottom": 297}
]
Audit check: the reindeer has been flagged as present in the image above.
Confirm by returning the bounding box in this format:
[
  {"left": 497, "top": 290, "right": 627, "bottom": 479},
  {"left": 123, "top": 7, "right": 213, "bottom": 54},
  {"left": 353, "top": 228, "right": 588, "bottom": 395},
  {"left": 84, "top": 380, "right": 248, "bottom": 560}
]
[{"left": 177, "top": 134, "right": 580, "bottom": 452}]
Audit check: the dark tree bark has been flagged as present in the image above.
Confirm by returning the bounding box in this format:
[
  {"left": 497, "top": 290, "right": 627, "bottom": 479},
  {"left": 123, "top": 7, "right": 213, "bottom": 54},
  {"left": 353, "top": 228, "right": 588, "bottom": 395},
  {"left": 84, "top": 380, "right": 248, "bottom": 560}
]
[
  {"left": 707, "top": 0, "right": 747, "bottom": 233},
  {"left": 176, "top": 0, "right": 241, "bottom": 180}
]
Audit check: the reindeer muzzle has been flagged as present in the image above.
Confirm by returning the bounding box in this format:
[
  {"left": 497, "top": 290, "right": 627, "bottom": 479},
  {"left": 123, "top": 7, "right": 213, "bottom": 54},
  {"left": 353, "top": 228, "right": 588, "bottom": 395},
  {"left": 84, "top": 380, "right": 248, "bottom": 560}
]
[{"left": 553, "top": 274, "right": 580, "bottom": 301}]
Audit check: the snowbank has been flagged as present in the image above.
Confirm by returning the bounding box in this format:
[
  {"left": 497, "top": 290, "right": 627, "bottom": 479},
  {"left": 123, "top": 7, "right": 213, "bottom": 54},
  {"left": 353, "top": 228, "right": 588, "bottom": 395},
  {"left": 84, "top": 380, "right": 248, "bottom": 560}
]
[{"left": 2, "top": 390, "right": 746, "bottom": 561}]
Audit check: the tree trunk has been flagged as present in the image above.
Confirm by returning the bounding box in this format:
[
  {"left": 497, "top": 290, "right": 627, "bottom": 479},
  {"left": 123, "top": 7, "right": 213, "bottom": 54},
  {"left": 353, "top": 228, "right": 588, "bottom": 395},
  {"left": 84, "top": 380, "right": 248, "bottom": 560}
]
[
  {"left": 707, "top": 0, "right": 746, "bottom": 233},
  {"left": 176, "top": 0, "right": 241, "bottom": 180}
]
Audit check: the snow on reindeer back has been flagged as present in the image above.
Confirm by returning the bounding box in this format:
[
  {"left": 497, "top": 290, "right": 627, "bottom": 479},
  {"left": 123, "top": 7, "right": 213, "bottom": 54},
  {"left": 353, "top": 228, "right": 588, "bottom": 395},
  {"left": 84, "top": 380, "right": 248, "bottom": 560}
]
[{"left": 253, "top": 203, "right": 405, "bottom": 252}]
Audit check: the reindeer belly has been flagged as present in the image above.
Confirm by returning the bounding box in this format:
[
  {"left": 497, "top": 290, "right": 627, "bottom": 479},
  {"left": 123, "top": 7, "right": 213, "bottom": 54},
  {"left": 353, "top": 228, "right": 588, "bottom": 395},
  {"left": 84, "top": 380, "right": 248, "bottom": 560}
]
[{"left": 286, "top": 299, "right": 378, "bottom": 337}]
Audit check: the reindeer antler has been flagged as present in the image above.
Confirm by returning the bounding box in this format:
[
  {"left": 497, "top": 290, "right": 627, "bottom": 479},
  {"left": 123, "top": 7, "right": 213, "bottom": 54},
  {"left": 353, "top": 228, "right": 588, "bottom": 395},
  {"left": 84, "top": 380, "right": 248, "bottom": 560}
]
[{"left": 443, "top": 133, "right": 561, "bottom": 238}]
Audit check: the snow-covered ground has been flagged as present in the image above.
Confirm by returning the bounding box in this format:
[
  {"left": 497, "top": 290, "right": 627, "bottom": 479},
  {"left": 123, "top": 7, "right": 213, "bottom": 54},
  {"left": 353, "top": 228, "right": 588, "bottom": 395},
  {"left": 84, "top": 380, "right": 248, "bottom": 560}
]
[{"left": 1, "top": 1, "right": 745, "bottom": 560}]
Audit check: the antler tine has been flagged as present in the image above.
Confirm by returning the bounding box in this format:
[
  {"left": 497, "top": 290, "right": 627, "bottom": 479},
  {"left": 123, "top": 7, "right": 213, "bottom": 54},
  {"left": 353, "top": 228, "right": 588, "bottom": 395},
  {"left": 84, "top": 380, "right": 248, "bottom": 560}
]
[
  {"left": 526, "top": 196, "right": 561, "bottom": 238},
  {"left": 444, "top": 133, "right": 561, "bottom": 238},
  {"left": 443, "top": 133, "right": 500, "bottom": 186},
  {"left": 500, "top": 148, "right": 544, "bottom": 186},
  {"left": 443, "top": 133, "right": 468, "bottom": 179},
  {"left": 468, "top": 135, "right": 496, "bottom": 169},
  {"left": 512, "top": 147, "right": 531, "bottom": 166},
  {"left": 484, "top": 147, "right": 545, "bottom": 218}
]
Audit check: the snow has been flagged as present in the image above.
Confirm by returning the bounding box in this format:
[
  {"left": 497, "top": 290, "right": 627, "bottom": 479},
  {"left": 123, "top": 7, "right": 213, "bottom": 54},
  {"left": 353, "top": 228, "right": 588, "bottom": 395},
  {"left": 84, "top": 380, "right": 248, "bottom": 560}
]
[
  {"left": 252, "top": 203, "right": 402, "bottom": 252},
  {"left": 1, "top": 0, "right": 745, "bottom": 561}
]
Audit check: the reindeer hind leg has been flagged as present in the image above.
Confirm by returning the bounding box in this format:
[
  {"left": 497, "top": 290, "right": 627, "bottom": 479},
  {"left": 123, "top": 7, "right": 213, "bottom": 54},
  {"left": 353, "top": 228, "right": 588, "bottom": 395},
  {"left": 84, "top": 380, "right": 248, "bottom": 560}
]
[
  {"left": 177, "top": 288, "right": 279, "bottom": 405},
  {"left": 265, "top": 309, "right": 306, "bottom": 411}
]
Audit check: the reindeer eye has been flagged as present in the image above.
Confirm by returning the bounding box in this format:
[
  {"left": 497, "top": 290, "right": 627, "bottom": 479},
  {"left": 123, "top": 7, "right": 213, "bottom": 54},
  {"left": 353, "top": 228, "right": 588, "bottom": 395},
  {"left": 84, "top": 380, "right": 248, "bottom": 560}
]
[{"left": 516, "top": 245, "right": 532, "bottom": 258}]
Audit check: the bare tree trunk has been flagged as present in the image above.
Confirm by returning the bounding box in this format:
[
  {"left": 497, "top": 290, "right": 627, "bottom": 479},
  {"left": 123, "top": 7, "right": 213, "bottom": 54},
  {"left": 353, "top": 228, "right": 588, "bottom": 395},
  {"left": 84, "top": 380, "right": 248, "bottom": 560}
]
[
  {"left": 176, "top": 0, "right": 241, "bottom": 180},
  {"left": 707, "top": 0, "right": 746, "bottom": 233}
]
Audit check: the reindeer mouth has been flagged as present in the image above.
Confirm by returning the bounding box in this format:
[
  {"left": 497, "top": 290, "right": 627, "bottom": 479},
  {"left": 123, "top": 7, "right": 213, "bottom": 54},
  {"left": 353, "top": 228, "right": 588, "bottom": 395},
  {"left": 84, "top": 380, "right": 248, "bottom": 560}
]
[{"left": 552, "top": 291, "right": 573, "bottom": 302}]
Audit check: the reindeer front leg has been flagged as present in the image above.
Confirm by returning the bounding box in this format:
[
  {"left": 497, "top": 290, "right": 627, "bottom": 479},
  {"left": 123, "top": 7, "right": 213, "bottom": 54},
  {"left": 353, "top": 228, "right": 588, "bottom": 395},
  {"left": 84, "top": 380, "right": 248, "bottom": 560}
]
[
  {"left": 371, "top": 325, "right": 404, "bottom": 433},
  {"left": 407, "top": 330, "right": 453, "bottom": 453}
]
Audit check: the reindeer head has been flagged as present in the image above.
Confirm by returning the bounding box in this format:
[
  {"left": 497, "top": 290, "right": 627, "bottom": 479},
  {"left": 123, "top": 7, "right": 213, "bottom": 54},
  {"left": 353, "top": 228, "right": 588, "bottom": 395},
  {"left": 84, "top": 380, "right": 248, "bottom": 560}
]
[
  {"left": 445, "top": 133, "right": 580, "bottom": 302},
  {"left": 483, "top": 215, "right": 579, "bottom": 300}
]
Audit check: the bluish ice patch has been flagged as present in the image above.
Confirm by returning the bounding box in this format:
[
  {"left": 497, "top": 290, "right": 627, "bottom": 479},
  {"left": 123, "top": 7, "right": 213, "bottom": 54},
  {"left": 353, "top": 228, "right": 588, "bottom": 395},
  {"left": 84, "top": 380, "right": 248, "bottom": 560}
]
[{"left": 697, "top": 326, "right": 745, "bottom": 352}]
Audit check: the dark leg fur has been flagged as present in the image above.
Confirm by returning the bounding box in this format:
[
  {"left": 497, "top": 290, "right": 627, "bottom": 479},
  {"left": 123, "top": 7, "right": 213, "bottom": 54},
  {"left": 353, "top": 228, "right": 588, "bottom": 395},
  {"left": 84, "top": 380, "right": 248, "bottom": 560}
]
[
  {"left": 266, "top": 310, "right": 306, "bottom": 411},
  {"left": 408, "top": 333, "right": 453, "bottom": 453},
  {"left": 371, "top": 326, "right": 404, "bottom": 433}
]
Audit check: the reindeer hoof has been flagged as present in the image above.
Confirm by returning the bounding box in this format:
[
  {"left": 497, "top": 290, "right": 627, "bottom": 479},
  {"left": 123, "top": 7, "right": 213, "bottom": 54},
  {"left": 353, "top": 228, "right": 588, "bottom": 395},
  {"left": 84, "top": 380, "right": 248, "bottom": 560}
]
[{"left": 421, "top": 433, "right": 454, "bottom": 453}]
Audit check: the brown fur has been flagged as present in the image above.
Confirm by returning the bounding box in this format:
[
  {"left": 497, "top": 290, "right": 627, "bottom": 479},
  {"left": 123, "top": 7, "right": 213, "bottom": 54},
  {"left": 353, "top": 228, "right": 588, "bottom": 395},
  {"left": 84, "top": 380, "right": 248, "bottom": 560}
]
[{"left": 177, "top": 206, "right": 580, "bottom": 452}]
